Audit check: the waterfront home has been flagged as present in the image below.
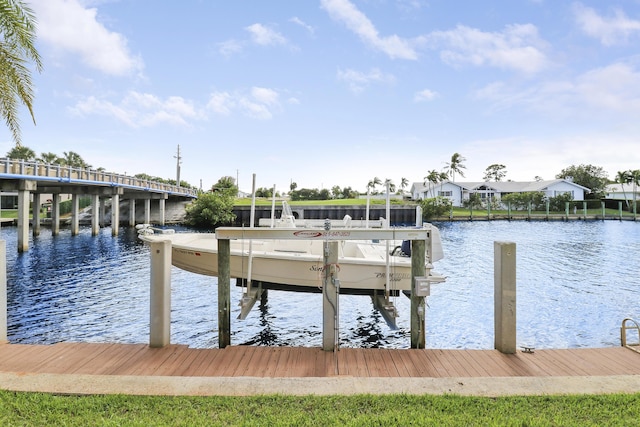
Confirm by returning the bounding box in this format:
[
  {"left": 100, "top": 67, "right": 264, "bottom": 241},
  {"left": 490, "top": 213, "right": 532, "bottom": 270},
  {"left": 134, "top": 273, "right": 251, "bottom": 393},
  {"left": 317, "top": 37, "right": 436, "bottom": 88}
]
[
  {"left": 410, "top": 179, "right": 589, "bottom": 207},
  {"left": 605, "top": 183, "right": 640, "bottom": 203}
]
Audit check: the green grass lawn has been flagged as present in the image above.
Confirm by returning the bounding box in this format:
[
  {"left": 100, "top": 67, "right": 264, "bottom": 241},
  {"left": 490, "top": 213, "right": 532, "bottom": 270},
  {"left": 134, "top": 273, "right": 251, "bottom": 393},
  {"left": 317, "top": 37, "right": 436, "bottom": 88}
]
[
  {"left": 1, "top": 391, "right": 639, "bottom": 426},
  {"left": 0, "top": 209, "right": 17, "bottom": 219}
]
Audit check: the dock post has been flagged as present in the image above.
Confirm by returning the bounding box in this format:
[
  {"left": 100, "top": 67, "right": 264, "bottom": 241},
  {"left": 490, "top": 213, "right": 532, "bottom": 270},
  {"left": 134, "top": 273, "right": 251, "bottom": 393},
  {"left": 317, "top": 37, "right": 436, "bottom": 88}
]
[
  {"left": 91, "top": 195, "right": 100, "bottom": 236},
  {"left": 218, "top": 238, "right": 231, "bottom": 348},
  {"left": 410, "top": 239, "right": 426, "bottom": 349},
  {"left": 150, "top": 239, "right": 171, "bottom": 348},
  {"left": 71, "top": 194, "right": 79, "bottom": 236},
  {"left": 0, "top": 241, "right": 6, "bottom": 343},
  {"left": 322, "top": 240, "right": 339, "bottom": 351},
  {"left": 494, "top": 241, "right": 516, "bottom": 354}
]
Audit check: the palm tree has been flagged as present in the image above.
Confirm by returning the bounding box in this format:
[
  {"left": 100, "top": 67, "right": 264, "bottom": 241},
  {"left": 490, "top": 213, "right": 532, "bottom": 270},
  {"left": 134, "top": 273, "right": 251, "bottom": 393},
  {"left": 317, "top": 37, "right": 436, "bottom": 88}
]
[
  {"left": 60, "top": 151, "right": 91, "bottom": 168},
  {"left": 384, "top": 178, "right": 395, "bottom": 193},
  {"left": 400, "top": 177, "right": 408, "bottom": 195},
  {"left": 367, "top": 177, "right": 382, "bottom": 194},
  {"left": 0, "top": 0, "right": 43, "bottom": 146},
  {"left": 616, "top": 170, "right": 631, "bottom": 209},
  {"left": 445, "top": 152, "right": 466, "bottom": 182},
  {"left": 629, "top": 169, "right": 640, "bottom": 213},
  {"left": 38, "top": 152, "right": 60, "bottom": 164},
  {"left": 6, "top": 143, "right": 34, "bottom": 160},
  {"left": 424, "top": 170, "right": 440, "bottom": 198}
]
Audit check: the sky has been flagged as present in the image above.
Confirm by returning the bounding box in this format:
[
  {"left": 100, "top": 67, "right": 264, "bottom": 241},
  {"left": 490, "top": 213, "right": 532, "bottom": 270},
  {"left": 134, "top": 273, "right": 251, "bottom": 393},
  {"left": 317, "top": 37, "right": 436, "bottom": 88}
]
[{"left": 7, "top": 0, "right": 640, "bottom": 193}]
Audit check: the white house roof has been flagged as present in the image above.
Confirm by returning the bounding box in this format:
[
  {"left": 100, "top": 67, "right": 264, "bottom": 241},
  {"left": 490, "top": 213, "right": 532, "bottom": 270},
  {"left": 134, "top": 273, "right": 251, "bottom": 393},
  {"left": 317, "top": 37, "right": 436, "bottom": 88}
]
[
  {"left": 413, "top": 179, "right": 591, "bottom": 194},
  {"left": 606, "top": 183, "right": 640, "bottom": 193}
]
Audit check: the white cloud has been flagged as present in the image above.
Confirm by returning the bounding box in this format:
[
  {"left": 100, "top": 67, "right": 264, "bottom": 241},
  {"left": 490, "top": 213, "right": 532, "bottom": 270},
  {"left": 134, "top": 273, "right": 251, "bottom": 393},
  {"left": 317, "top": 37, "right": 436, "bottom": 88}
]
[
  {"left": 290, "top": 17, "right": 315, "bottom": 35},
  {"left": 320, "top": 0, "right": 418, "bottom": 60},
  {"left": 425, "top": 24, "right": 549, "bottom": 74},
  {"left": 217, "top": 39, "right": 244, "bottom": 57},
  {"left": 245, "top": 23, "right": 287, "bottom": 46},
  {"left": 207, "top": 87, "right": 283, "bottom": 119},
  {"left": 33, "top": 0, "right": 143, "bottom": 76},
  {"left": 475, "top": 62, "right": 640, "bottom": 117},
  {"left": 414, "top": 89, "right": 438, "bottom": 102},
  {"left": 573, "top": 2, "right": 640, "bottom": 46},
  {"left": 70, "top": 91, "right": 203, "bottom": 127},
  {"left": 251, "top": 87, "right": 279, "bottom": 106},
  {"left": 337, "top": 68, "right": 395, "bottom": 93}
]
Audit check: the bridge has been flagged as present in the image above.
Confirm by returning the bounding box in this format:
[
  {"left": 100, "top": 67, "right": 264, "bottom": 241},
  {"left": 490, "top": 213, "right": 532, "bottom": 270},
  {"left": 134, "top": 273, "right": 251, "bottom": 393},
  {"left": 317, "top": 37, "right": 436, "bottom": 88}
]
[{"left": 0, "top": 158, "right": 198, "bottom": 251}]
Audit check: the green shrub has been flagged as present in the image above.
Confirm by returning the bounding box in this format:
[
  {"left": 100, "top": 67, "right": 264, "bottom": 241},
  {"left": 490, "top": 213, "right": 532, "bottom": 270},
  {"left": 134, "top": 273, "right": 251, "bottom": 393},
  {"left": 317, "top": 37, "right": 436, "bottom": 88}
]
[
  {"left": 184, "top": 192, "right": 236, "bottom": 228},
  {"left": 420, "top": 196, "right": 452, "bottom": 219}
]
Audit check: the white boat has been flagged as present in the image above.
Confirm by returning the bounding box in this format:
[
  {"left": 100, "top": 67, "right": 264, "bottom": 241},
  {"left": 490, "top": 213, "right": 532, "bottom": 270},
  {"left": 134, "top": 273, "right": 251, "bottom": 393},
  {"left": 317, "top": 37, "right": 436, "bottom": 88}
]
[{"left": 138, "top": 225, "right": 445, "bottom": 295}]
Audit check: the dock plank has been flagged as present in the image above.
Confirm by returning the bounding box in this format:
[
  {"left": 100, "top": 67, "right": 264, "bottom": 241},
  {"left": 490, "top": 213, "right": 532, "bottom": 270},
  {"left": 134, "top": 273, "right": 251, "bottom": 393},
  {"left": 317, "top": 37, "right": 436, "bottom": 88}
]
[{"left": 2, "top": 343, "right": 640, "bottom": 381}]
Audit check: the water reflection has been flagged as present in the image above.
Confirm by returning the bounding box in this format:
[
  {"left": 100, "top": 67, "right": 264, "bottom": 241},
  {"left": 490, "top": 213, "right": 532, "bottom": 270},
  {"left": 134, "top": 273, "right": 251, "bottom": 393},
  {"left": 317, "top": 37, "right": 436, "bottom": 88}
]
[{"left": 3, "top": 220, "right": 640, "bottom": 349}]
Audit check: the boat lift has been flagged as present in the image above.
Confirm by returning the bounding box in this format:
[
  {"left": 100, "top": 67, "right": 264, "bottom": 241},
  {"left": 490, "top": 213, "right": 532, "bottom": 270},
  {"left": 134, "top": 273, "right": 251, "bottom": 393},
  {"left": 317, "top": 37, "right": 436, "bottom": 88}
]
[{"left": 216, "top": 225, "right": 437, "bottom": 350}]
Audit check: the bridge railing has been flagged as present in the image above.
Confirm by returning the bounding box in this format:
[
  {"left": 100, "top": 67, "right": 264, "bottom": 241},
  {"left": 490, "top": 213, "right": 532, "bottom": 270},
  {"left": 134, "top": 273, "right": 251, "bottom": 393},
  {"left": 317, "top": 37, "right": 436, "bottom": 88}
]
[{"left": 0, "top": 158, "right": 199, "bottom": 197}]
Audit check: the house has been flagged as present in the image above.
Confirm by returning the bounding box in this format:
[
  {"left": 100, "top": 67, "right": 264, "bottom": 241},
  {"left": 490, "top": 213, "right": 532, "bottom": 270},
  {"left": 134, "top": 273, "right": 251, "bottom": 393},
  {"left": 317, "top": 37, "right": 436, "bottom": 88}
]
[
  {"left": 604, "top": 183, "right": 640, "bottom": 202},
  {"left": 410, "top": 179, "right": 590, "bottom": 207}
]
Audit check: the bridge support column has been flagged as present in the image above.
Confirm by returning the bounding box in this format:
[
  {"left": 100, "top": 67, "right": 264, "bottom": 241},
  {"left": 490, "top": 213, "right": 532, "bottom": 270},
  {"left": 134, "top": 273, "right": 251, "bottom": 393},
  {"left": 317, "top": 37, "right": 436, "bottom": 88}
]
[
  {"left": 99, "top": 198, "right": 106, "bottom": 228},
  {"left": 17, "top": 185, "right": 33, "bottom": 252},
  {"left": 111, "top": 194, "right": 120, "bottom": 236},
  {"left": 91, "top": 195, "right": 100, "bottom": 236},
  {"left": 71, "top": 194, "right": 80, "bottom": 236},
  {"left": 51, "top": 194, "right": 60, "bottom": 236},
  {"left": 32, "top": 193, "right": 41, "bottom": 237},
  {"left": 150, "top": 239, "right": 171, "bottom": 348},
  {"left": 144, "top": 199, "right": 151, "bottom": 224},
  {"left": 158, "top": 199, "right": 165, "bottom": 226},
  {"left": 129, "top": 199, "right": 136, "bottom": 226}
]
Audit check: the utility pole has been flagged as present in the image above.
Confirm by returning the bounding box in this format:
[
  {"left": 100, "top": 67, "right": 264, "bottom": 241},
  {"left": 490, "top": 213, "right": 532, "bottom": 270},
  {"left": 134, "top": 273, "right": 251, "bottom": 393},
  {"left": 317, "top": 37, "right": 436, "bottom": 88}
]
[{"left": 175, "top": 145, "right": 182, "bottom": 186}]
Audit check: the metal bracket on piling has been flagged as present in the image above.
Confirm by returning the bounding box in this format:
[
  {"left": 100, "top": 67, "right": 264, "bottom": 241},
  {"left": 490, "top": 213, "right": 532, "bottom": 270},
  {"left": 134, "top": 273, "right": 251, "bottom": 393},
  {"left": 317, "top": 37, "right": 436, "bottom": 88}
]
[
  {"left": 238, "top": 282, "right": 263, "bottom": 320},
  {"left": 372, "top": 291, "right": 398, "bottom": 330}
]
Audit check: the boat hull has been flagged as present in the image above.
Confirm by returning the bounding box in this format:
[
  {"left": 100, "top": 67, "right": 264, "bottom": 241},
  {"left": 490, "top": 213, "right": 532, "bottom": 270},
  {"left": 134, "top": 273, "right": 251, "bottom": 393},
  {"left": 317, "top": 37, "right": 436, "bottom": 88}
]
[{"left": 141, "top": 233, "right": 417, "bottom": 293}]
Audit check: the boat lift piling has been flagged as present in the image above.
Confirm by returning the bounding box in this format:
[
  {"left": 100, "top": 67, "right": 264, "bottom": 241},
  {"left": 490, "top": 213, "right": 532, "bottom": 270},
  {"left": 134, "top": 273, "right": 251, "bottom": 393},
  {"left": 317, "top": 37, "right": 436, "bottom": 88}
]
[{"left": 322, "top": 235, "right": 340, "bottom": 351}]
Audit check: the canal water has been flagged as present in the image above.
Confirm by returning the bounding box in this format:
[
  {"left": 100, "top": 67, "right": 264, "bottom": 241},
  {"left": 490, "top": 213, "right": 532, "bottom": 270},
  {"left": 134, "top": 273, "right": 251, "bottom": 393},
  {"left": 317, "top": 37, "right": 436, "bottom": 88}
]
[{"left": 3, "top": 220, "right": 639, "bottom": 349}]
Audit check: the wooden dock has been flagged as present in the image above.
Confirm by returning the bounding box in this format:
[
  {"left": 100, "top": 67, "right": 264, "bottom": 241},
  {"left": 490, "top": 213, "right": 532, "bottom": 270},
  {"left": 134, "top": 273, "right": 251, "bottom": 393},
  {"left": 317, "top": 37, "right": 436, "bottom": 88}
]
[{"left": 1, "top": 343, "right": 640, "bottom": 396}]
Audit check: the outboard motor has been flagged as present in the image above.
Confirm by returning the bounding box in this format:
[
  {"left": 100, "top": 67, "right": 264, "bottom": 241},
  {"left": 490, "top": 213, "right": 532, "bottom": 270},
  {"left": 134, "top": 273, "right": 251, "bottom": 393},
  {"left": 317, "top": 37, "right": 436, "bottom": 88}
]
[{"left": 400, "top": 240, "right": 411, "bottom": 257}]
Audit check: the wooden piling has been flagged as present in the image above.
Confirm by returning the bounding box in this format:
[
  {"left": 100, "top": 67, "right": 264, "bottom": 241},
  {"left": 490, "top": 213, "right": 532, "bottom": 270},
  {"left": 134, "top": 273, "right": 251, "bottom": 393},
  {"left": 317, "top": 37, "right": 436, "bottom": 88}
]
[
  {"left": 217, "top": 238, "right": 231, "bottom": 348},
  {"left": 150, "top": 240, "right": 171, "bottom": 348},
  {"left": 410, "top": 239, "right": 426, "bottom": 349},
  {"left": 322, "top": 241, "right": 339, "bottom": 351},
  {"left": 494, "top": 241, "right": 516, "bottom": 354}
]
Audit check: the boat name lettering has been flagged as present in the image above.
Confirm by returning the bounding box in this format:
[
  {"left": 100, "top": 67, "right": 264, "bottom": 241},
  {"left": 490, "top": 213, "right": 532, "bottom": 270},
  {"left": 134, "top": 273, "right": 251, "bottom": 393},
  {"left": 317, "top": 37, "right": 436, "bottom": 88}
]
[
  {"left": 374, "top": 272, "right": 409, "bottom": 281},
  {"left": 293, "top": 231, "right": 323, "bottom": 238},
  {"left": 310, "top": 265, "right": 325, "bottom": 272},
  {"left": 293, "top": 230, "right": 352, "bottom": 238},
  {"left": 175, "top": 248, "right": 202, "bottom": 257}
]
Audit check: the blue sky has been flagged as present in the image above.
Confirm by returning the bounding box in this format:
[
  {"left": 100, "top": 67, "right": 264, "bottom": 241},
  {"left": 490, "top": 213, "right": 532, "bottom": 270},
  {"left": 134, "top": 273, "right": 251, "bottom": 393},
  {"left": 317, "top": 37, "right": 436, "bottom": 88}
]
[{"left": 9, "top": 0, "right": 640, "bottom": 193}]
